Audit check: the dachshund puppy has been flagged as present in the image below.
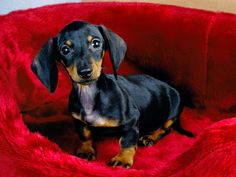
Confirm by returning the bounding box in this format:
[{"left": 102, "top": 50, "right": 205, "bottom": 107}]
[{"left": 31, "top": 21, "right": 193, "bottom": 168}]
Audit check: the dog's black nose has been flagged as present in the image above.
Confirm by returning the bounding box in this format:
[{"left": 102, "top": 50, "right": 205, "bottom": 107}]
[{"left": 78, "top": 68, "right": 92, "bottom": 79}]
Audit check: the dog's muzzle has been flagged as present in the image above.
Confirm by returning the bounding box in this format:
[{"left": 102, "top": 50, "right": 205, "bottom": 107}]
[{"left": 78, "top": 68, "right": 92, "bottom": 79}]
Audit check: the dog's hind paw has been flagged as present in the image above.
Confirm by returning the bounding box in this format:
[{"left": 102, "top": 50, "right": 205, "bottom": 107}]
[{"left": 138, "top": 136, "right": 155, "bottom": 146}]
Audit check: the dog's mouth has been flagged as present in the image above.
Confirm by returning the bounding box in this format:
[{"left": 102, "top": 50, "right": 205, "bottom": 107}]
[{"left": 74, "top": 78, "right": 98, "bottom": 85}]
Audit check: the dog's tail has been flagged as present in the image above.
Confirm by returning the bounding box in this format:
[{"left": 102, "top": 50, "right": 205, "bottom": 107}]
[{"left": 172, "top": 118, "right": 194, "bottom": 137}]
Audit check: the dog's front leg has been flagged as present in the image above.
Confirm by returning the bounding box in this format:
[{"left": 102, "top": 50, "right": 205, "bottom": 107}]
[
  {"left": 108, "top": 126, "right": 139, "bottom": 168},
  {"left": 74, "top": 119, "right": 96, "bottom": 161}
]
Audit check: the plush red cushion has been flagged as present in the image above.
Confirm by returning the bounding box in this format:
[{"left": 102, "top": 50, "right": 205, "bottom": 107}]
[{"left": 0, "top": 2, "right": 236, "bottom": 177}]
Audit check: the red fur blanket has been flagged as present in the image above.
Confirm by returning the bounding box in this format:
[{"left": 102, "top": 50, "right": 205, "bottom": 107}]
[{"left": 0, "top": 2, "right": 236, "bottom": 177}]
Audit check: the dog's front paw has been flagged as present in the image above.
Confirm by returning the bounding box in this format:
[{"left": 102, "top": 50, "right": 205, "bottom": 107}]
[
  {"left": 108, "top": 154, "right": 133, "bottom": 169},
  {"left": 75, "top": 140, "right": 96, "bottom": 161},
  {"left": 107, "top": 147, "right": 136, "bottom": 169}
]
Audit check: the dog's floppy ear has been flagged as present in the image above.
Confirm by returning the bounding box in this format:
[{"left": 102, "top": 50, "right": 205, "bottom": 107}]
[
  {"left": 31, "top": 38, "right": 58, "bottom": 93},
  {"left": 98, "top": 25, "right": 127, "bottom": 79}
]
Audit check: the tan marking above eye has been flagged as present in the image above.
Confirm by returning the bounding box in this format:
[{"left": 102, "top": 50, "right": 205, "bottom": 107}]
[
  {"left": 66, "top": 40, "right": 72, "bottom": 46},
  {"left": 87, "top": 35, "right": 93, "bottom": 43}
]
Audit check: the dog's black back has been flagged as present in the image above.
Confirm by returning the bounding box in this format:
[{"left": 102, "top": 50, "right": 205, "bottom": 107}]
[{"left": 116, "top": 74, "right": 182, "bottom": 134}]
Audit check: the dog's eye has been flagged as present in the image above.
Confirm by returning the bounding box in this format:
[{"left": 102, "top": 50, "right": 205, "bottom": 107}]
[
  {"left": 91, "top": 38, "right": 101, "bottom": 49},
  {"left": 61, "top": 45, "right": 71, "bottom": 55}
]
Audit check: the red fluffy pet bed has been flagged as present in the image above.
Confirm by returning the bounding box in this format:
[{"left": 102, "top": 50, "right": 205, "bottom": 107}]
[{"left": 0, "top": 2, "right": 236, "bottom": 177}]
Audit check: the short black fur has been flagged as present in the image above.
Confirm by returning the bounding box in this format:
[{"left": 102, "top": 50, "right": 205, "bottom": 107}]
[{"left": 32, "top": 20, "right": 193, "bottom": 168}]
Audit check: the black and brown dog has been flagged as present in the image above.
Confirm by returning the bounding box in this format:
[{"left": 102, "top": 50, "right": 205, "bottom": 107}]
[{"left": 31, "top": 21, "right": 193, "bottom": 168}]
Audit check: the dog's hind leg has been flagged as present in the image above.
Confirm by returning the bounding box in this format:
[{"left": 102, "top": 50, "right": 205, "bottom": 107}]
[{"left": 138, "top": 119, "right": 174, "bottom": 146}]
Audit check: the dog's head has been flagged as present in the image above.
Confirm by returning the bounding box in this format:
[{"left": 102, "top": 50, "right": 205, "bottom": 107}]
[{"left": 31, "top": 21, "right": 127, "bottom": 92}]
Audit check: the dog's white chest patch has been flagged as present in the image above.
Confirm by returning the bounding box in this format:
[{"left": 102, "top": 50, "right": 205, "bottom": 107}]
[
  {"left": 78, "top": 83, "right": 98, "bottom": 123},
  {"left": 74, "top": 83, "right": 118, "bottom": 127},
  {"left": 78, "top": 83, "right": 96, "bottom": 115}
]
